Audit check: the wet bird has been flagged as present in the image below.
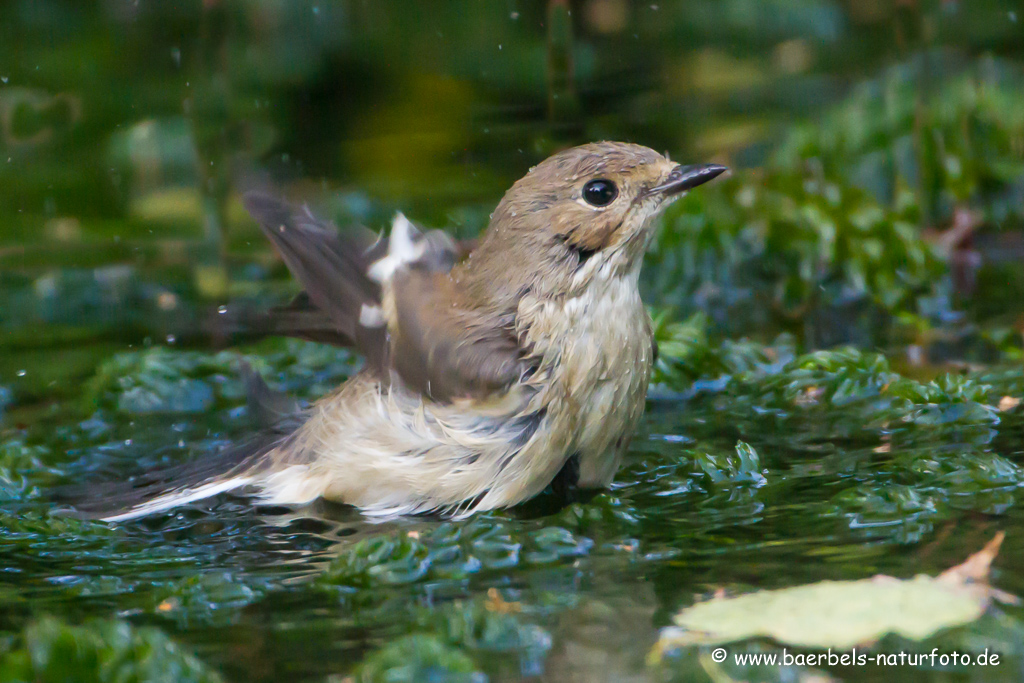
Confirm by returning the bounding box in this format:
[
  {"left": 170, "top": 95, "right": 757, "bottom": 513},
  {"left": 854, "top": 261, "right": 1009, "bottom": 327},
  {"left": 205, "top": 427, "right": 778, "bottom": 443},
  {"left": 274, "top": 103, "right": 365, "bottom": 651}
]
[{"left": 70, "top": 142, "right": 726, "bottom": 522}]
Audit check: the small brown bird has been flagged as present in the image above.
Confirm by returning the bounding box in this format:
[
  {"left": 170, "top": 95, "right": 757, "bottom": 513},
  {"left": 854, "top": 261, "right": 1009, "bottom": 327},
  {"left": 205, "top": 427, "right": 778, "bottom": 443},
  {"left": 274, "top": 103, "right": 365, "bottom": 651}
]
[{"left": 76, "top": 142, "right": 725, "bottom": 521}]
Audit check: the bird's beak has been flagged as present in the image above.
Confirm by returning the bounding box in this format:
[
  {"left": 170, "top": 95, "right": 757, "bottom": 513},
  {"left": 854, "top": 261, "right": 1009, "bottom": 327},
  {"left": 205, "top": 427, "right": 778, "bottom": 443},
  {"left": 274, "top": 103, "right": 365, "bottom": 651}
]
[{"left": 650, "top": 163, "right": 728, "bottom": 197}]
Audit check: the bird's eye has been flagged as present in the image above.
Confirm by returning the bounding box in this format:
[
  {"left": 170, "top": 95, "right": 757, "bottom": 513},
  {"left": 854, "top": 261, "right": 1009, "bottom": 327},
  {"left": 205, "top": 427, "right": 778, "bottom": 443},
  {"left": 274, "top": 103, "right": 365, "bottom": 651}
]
[{"left": 582, "top": 179, "right": 618, "bottom": 207}]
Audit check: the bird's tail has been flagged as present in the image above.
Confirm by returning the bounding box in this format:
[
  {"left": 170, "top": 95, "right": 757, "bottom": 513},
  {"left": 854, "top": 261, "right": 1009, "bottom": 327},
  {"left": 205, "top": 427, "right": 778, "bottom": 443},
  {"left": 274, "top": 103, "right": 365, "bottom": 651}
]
[
  {"left": 55, "top": 360, "right": 312, "bottom": 522},
  {"left": 54, "top": 430, "right": 295, "bottom": 522}
]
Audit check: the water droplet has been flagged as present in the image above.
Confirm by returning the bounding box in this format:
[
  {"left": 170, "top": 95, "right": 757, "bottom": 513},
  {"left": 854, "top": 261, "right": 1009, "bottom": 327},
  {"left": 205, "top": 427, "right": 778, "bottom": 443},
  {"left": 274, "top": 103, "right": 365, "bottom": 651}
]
[
  {"left": 124, "top": 439, "right": 132, "bottom": 446},
  {"left": 16, "top": 369, "right": 26, "bottom": 377},
  {"left": 218, "top": 305, "right": 228, "bottom": 314},
  {"left": 498, "top": 44, "right": 503, "bottom": 50},
  {"left": 0, "top": 76, "right": 7, "bottom": 84},
  {"left": 166, "top": 334, "right": 176, "bottom": 344},
  {"left": 510, "top": 11, "right": 519, "bottom": 19}
]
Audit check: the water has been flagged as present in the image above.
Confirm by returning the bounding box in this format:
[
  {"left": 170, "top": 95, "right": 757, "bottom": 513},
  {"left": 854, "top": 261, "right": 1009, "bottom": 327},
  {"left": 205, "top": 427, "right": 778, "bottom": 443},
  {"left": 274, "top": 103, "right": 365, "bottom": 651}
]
[
  {"left": 2, "top": 337, "right": 1023, "bottom": 681},
  {"left": 1, "top": 1, "right": 1024, "bottom": 681}
]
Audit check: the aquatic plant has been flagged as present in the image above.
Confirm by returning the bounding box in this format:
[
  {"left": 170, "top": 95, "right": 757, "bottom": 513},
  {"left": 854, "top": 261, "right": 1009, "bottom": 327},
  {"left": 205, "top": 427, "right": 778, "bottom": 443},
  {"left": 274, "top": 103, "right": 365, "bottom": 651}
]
[{"left": 0, "top": 617, "right": 221, "bottom": 683}]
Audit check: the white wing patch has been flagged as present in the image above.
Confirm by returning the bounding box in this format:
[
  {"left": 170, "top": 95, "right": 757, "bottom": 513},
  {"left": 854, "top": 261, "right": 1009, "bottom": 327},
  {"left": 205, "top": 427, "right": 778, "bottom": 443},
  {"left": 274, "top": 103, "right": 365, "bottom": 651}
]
[
  {"left": 358, "top": 303, "right": 386, "bottom": 327},
  {"left": 367, "top": 212, "right": 425, "bottom": 284}
]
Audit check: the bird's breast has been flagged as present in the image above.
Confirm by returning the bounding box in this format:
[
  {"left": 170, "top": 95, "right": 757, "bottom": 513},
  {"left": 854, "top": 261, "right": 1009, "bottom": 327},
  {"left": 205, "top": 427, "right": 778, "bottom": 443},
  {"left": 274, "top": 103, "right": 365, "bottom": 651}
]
[{"left": 520, "top": 266, "right": 653, "bottom": 488}]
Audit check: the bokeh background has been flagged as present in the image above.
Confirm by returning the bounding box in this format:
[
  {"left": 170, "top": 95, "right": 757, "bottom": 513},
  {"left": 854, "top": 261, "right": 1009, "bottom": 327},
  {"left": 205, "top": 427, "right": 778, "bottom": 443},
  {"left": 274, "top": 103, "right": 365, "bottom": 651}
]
[
  {"left": 2, "top": 0, "right": 1022, "bottom": 387},
  {"left": 2, "top": 1, "right": 1024, "bottom": 682}
]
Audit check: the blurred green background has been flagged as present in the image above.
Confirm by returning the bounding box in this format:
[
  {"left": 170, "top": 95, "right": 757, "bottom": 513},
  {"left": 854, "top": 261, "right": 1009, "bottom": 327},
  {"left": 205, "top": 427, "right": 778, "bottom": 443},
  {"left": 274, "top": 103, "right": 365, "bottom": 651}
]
[
  {"left": 2, "top": 2, "right": 1024, "bottom": 682},
  {"left": 2, "top": 0, "right": 1022, "bottom": 379}
]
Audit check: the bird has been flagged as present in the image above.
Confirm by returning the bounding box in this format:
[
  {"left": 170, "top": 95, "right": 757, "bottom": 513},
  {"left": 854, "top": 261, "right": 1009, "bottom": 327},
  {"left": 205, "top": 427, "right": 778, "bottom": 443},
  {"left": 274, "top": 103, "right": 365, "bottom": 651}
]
[{"left": 67, "top": 142, "right": 726, "bottom": 522}]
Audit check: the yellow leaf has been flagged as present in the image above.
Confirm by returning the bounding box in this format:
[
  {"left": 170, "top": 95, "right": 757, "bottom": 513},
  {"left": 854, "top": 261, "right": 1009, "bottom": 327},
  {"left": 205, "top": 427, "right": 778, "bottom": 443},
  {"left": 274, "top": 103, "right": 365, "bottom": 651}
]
[{"left": 652, "top": 534, "right": 1012, "bottom": 661}]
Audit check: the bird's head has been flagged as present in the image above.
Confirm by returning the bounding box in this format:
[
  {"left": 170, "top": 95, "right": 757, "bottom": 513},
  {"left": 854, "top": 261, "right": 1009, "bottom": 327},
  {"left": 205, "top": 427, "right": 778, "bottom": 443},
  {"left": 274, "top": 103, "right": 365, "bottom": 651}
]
[{"left": 458, "top": 141, "right": 726, "bottom": 304}]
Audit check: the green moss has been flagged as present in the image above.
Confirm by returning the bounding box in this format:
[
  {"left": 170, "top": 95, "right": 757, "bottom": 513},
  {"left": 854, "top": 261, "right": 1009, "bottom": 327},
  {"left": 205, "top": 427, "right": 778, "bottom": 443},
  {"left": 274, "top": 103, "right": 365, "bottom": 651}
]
[
  {"left": 648, "top": 170, "right": 944, "bottom": 342},
  {"left": 0, "top": 440, "right": 61, "bottom": 503},
  {"left": 0, "top": 617, "right": 221, "bottom": 683},
  {"left": 0, "top": 511, "right": 115, "bottom": 543},
  {"left": 320, "top": 518, "right": 592, "bottom": 590},
  {"left": 648, "top": 56, "right": 1024, "bottom": 343},
  {"left": 353, "top": 634, "right": 484, "bottom": 683},
  {"left": 349, "top": 596, "right": 552, "bottom": 682},
  {"left": 147, "top": 572, "right": 263, "bottom": 628},
  {"left": 775, "top": 56, "right": 1024, "bottom": 225},
  {"left": 693, "top": 441, "right": 766, "bottom": 486},
  {"left": 649, "top": 320, "right": 1024, "bottom": 534},
  {"left": 82, "top": 339, "right": 355, "bottom": 415},
  {"left": 652, "top": 311, "right": 797, "bottom": 393}
]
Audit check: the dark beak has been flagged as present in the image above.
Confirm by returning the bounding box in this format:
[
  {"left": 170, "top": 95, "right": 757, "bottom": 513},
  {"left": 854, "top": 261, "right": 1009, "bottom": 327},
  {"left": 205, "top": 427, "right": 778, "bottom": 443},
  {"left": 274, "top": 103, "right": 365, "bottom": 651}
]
[{"left": 650, "top": 163, "right": 728, "bottom": 196}]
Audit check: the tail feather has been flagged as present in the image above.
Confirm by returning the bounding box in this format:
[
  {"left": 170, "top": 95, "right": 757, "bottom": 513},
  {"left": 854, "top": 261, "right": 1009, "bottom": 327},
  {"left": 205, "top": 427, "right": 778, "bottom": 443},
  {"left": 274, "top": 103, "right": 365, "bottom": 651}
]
[
  {"left": 96, "top": 476, "right": 256, "bottom": 522},
  {"left": 54, "top": 426, "right": 299, "bottom": 522}
]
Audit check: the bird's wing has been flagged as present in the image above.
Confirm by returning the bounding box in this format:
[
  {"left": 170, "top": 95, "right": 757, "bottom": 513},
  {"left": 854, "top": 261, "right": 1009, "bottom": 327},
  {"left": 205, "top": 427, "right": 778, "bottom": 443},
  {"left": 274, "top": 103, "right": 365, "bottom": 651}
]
[
  {"left": 244, "top": 192, "right": 381, "bottom": 348},
  {"left": 386, "top": 268, "right": 527, "bottom": 401},
  {"left": 253, "top": 291, "right": 359, "bottom": 347},
  {"left": 243, "top": 192, "right": 528, "bottom": 401}
]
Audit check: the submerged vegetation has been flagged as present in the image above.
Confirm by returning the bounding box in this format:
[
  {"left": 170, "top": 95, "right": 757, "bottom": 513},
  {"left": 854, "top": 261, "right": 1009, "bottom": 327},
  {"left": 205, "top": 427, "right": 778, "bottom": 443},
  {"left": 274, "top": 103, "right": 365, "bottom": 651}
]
[
  {"left": 0, "top": 618, "right": 222, "bottom": 683},
  {"left": 1, "top": 0, "right": 1024, "bottom": 681},
  {"left": 1, "top": 322, "right": 1021, "bottom": 680}
]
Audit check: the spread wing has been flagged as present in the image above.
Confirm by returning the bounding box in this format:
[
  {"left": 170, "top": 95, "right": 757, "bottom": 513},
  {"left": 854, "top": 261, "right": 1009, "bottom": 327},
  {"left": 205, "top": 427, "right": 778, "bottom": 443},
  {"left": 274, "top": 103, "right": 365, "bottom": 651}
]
[
  {"left": 243, "top": 193, "right": 382, "bottom": 350},
  {"left": 243, "top": 192, "right": 528, "bottom": 402}
]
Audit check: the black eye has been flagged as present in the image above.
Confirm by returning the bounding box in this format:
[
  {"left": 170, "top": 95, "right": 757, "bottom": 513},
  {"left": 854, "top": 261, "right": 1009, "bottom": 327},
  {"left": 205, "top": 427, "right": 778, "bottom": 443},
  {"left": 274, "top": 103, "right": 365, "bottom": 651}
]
[{"left": 582, "top": 179, "right": 618, "bottom": 207}]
